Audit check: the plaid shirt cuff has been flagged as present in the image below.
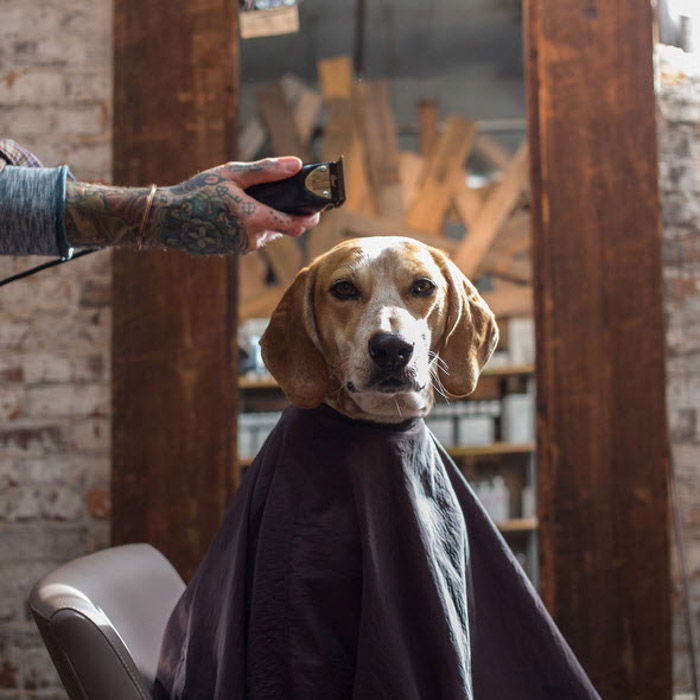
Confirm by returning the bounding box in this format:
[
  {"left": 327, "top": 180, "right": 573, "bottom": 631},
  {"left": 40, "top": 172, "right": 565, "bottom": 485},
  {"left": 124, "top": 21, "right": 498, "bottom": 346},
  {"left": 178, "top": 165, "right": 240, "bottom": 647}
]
[{"left": 0, "top": 139, "right": 44, "bottom": 168}]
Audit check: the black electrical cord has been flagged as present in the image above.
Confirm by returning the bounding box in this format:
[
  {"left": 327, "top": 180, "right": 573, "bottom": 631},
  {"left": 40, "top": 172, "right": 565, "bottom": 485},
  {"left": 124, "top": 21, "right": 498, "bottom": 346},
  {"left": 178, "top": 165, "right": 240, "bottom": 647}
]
[{"left": 0, "top": 248, "right": 97, "bottom": 287}]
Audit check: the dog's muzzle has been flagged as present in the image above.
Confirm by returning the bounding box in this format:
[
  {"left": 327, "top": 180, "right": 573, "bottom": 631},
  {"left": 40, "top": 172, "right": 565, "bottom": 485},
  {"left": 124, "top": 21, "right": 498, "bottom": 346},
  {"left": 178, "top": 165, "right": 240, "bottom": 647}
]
[{"left": 367, "top": 333, "right": 418, "bottom": 392}]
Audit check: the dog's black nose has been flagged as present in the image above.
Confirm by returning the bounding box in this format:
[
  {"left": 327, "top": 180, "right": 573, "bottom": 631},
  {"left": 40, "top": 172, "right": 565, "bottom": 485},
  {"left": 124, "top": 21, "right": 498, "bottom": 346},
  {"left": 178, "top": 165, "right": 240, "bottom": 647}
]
[{"left": 368, "top": 333, "right": 414, "bottom": 371}]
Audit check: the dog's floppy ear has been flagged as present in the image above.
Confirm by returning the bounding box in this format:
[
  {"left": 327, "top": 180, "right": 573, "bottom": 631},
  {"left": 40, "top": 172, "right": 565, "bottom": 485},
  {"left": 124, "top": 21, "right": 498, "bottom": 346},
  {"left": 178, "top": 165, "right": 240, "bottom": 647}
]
[
  {"left": 260, "top": 265, "right": 330, "bottom": 409},
  {"left": 436, "top": 254, "right": 499, "bottom": 398}
]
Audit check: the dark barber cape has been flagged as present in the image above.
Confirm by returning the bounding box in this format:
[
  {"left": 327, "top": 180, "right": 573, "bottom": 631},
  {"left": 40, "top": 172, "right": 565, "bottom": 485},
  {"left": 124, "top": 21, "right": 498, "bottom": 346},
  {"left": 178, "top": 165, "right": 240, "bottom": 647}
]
[{"left": 154, "top": 403, "right": 599, "bottom": 699}]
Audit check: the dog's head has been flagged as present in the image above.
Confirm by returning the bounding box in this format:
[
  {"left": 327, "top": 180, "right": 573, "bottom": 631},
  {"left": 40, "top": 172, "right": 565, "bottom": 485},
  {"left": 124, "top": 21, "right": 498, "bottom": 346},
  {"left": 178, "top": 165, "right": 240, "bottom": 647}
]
[{"left": 260, "top": 236, "right": 498, "bottom": 422}]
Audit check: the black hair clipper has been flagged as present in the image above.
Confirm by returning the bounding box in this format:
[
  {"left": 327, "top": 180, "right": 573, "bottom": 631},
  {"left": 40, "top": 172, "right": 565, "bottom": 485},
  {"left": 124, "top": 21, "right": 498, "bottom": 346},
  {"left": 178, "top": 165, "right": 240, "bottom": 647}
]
[{"left": 245, "top": 156, "right": 346, "bottom": 215}]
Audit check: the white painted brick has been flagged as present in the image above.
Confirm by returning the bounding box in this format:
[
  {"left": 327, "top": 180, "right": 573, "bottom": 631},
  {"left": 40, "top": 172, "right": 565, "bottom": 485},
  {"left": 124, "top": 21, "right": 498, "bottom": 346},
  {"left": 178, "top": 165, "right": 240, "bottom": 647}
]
[
  {"left": 0, "top": 486, "right": 41, "bottom": 521},
  {"left": 0, "top": 273, "right": 78, "bottom": 314},
  {"left": 71, "top": 354, "right": 107, "bottom": 382},
  {"left": 63, "top": 72, "right": 111, "bottom": 103},
  {"left": 0, "top": 388, "right": 25, "bottom": 422},
  {"left": 0, "top": 105, "right": 54, "bottom": 140},
  {"left": 23, "top": 355, "right": 72, "bottom": 384},
  {"left": 55, "top": 103, "right": 107, "bottom": 136},
  {"left": 14, "top": 455, "right": 77, "bottom": 484},
  {"left": 0, "top": 319, "right": 30, "bottom": 350},
  {"left": 0, "top": 522, "right": 92, "bottom": 562},
  {"left": 0, "top": 69, "right": 64, "bottom": 106},
  {"left": 25, "top": 383, "right": 108, "bottom": 418},
  {"left": 65, "top": 417, "right": 110, "bottom": 453},
  {"left": 41, "top": 485, "right": 85, "bottom": 521},
  {"left": 0, "top": 425, "right": 63, "bottom": 458},
  {"left": 0, "top": 354, "right": 71, "bottom": 385}
]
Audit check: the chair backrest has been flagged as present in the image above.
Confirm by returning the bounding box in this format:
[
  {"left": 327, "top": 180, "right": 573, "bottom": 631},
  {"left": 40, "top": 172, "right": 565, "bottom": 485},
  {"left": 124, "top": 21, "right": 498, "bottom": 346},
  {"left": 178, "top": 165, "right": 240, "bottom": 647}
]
[{"left": 28, "top": 543, "right": 185, "bottom": 700}]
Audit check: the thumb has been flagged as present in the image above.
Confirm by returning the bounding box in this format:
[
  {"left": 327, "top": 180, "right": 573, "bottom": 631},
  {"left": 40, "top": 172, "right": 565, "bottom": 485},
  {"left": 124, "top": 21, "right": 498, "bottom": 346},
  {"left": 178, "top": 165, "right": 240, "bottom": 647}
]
[{"left": 227, "top": 156, "right": 302, "bottom": 189}]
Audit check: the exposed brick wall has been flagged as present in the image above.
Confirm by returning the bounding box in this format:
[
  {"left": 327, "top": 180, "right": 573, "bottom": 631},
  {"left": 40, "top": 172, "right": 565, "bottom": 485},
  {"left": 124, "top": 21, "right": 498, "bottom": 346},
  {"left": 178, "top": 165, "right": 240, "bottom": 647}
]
[
  {"left": 657, "top": 47, "right": 700, "bottom": 694},
  {"left": 0, "top": 1, "right": 112, "bottom": 696}
]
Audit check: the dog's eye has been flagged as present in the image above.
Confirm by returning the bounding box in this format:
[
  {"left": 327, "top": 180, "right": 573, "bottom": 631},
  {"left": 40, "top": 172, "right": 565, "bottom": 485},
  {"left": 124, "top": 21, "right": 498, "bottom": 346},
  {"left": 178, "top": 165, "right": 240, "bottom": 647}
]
[
  {"left": 331, "top": 279, "right": 360, "bottom": 300},
  {"left": 410, "top": 278, "right": 436, "bottom": 297}
]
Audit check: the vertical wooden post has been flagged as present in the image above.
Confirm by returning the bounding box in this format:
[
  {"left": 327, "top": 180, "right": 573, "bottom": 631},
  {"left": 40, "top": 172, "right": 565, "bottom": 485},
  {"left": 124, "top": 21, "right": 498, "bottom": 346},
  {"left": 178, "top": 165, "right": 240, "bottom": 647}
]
[
  {"left": 524, "top": 1, "right": 671, "bottom": 697},
  {"left": 112, "top": 0, "right": 239, "bottom": 580}
]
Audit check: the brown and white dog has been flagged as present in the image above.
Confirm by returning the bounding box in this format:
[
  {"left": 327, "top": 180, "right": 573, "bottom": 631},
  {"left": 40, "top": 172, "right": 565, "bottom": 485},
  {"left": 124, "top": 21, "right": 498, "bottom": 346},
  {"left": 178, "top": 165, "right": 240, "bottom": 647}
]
[{"left": 261, "top": 235, "right": 499, "bottom": 422}]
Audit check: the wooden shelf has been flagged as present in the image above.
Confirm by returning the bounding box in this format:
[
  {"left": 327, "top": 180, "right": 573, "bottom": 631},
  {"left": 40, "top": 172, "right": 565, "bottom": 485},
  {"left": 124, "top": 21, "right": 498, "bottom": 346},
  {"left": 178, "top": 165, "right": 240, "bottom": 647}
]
[
  {"left": 239, "top": 363, "right": 534, "bottom": 390},
  {"left": 448, "top": 442, "right": 535, "bottom": 458},
  {"left": 496, "top": 517, "right": 538, "bottom": 533},
  {"left": 481, "top": 363, "right": 534, "bottom": 377},
  {"left": 239, "top": 375, "right": 278, "bottom": 389}
]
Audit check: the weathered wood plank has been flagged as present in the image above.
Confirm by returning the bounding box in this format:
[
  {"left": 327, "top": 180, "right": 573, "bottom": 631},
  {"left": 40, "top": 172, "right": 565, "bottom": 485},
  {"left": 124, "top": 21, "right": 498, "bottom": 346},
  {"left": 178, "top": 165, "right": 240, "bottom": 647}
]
[
  {"left": 482, "top": 279, "right": 532, "bottom": 319},
  {"left": 322, "top": 97, "right": 374, "bottom": 215},
  {"left": 473, "top": 133, "right": 512, "bottom": 171},
  {"left": 352, "top": 80, "right": 403, "bottom": 219},
  {"left": 306, "top": 208, "right": 347, "bottom": 262},
  {"left": 452, "top": 143, "right": 528, "bottom": 277},
  {"left": 262, "top": 234, "right": 303, "bottom": 286},
  {"left": 318, "top": 55, "right": 354, "bottom": 99},
  {"left": 525, "top": 0, "right": 671, "bottom": 696},
  {"left": 257, "top": 79, "right": 309, "bottom": 161},
  {"left": 112, "top": 0, "right": 239, "bottom": 580},
  {"left": 405, "top": 115, "right": 476, "bottom": 236},
  {"left": 399, "top": 151, "right": 424, "bottom": 210},
  {"left": 343, "top": 211, "right": 457, "bottom": 254},
  {"left": 417, "top": 98, "right": 440, "bottom": 158},
  {"left": 452, "top": 175, "right": 484, "bottom": 232},
  {"left": 280, "top": 73, "right": 322, "bottom": 148},
  {"left": 239, "top": 252, "right": 269, "bottom": 304}
]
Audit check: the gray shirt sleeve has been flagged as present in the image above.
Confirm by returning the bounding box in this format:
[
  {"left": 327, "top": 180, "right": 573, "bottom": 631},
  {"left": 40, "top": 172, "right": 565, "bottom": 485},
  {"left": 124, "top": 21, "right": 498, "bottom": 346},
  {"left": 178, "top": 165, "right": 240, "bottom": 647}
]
[{"left": 0, "top": 164, "right": 72, "bottom": 257}]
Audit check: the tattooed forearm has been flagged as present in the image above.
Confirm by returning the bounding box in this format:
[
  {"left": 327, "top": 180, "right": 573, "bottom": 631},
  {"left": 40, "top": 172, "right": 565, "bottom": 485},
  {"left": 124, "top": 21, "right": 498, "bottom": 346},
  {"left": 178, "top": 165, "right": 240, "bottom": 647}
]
[
  {"left": 65, "top": 180, "right": 150, "bottom": 248},
  {"left": 150, "top": 186, "right": 249, "bottom": 255},
  {"left": 63, "top": 158, "right": 314, "bottom": 255},
  {"left": 65, "top": 176, "right": 249, "bottom": 254}
]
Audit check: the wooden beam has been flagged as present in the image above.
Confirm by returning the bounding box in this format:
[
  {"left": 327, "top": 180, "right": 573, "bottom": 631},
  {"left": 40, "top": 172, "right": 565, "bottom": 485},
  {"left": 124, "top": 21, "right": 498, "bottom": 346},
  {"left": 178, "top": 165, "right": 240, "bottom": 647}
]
[
  {"left": 342, "top": 211, "right": 457, "bottom": 254},
  {"left": 452, "top": 143, "right": 528, "bottom": 277},
  {"left": 279, "top": 73, "right": 322, "bottom": 148},
  {"left": 481, "top": 279, "right": 532, "bottom": 319},
  {"left": 417, "top": 98, "right": 440, "bottom": 157},
  {"left": 239, "top": 286, "right": 284, "bottom": 322},
  {"left": 473, "top": 133, "right": 512, "bottom": 171},
  {"left": 525, "top": 1, "right": 671, "bottom": 697},
  {"left": 262, "top": 235, "right": 303, "bottom": 286},
  {"left": 257, "top": 79, "right": 309, "bottom": 161},
  {"left": 112, "top": 0, "right": 239, "bottom": 580},
  {"left": 452, "top": 176, "right": 484, "bottom": 232},
  {"left": 405, "top": 115, "right": 476, "bottom": 236},
  {"left": 352, "top": 80, "right": 403, "bottom": 219},
  {"left": 399, "top": 151, "right": 424, "bottom": 210},
  {"left": 318, "top": 55, "right": 354, "bottom": 99},
  {"left": 306, "top": 208, "right": 347, "bottom": 262}
]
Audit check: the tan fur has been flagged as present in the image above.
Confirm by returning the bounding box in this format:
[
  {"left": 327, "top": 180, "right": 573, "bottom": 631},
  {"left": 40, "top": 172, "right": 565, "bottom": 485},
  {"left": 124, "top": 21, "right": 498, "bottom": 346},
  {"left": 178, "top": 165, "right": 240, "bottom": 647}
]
[{"left": 260, "top": 236, "right": 498, "bottom": 423}]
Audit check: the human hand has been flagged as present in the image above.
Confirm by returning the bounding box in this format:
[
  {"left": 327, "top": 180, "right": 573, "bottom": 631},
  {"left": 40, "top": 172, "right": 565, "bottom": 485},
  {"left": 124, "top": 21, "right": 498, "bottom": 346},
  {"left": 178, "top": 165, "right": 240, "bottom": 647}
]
[{"left": 153, "top": 157, "right": 321, "bottom": 254}]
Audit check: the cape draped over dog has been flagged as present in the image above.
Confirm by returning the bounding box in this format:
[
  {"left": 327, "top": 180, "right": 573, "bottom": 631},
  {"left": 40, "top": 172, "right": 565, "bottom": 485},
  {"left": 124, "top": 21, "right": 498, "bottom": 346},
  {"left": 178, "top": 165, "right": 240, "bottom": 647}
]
[{"left": 154, "top": 404, "right": 599, "bottom": 699}]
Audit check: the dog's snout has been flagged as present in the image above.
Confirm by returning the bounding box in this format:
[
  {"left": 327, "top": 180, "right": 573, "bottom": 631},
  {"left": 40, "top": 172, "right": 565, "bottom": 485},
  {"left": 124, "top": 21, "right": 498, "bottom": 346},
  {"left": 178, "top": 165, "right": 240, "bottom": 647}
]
[{"left": 368, "top": 333, "right": 414, "bottom": 371}]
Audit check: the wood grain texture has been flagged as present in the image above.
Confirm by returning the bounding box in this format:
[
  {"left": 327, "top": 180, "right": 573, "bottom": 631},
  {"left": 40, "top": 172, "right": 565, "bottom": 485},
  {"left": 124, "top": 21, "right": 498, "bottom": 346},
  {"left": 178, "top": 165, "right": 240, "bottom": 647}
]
[
  {"left": 352, "top": 80, "right": 403, "bottom": 219},
  {"left": 452, "top": 143, "right": 528, "bottom": 277},
  {"left": 525, "top": 1, "right": 671, "bottom": 697},
  {"left": 406, "top": 115, "right": 476, "bottom": 236},
  {"left": 112, "top": 0, "right": 239, "bottom": 580},
  {"left": 417, "top": 98, "right": 440, "bottom": 157},
  {"left": 257, "top": 80, "right": 310, "bottom": 162}
]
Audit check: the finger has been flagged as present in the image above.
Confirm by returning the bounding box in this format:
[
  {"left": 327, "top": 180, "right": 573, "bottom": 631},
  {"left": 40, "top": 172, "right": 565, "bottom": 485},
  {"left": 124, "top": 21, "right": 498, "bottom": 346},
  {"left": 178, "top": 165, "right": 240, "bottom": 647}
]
[
  {"left": 223, "top": 156, "right": 302, "bottom": 189},
  {"left": 242, "top": 198, "right": 314, "bottom": 235}
]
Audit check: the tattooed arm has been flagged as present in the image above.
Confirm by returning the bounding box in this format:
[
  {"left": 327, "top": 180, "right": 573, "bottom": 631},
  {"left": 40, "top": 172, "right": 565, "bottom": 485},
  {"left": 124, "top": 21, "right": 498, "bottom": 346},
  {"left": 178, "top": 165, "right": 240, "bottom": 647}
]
[{"left": 65, "top": 157, "right": 320, "bottom": 255}]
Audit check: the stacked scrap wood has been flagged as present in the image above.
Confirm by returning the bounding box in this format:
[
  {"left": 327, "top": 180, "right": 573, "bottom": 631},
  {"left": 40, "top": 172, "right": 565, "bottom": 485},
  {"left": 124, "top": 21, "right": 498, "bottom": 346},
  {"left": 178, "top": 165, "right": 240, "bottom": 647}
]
[{"left": 239, "top": 55, "right": 532, "bottom": 323}]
